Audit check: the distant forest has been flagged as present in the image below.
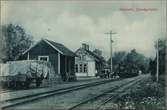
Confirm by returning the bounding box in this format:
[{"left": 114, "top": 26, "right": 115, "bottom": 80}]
[{"left": 108, "top": 39, "right": 165, "bottom": 78}]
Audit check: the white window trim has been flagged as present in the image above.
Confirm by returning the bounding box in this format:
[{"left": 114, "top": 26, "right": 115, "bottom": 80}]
[
  {"left": 38, "top": 56, "right": 49, "bottom": 62},
  {"left": 83, "top": 64, "right": 88, "bottom": 73},
  {"left": 75, "top": 64, "right": 78, "bottom": 73},
  {"left": 79, "top": 64, "right": 83, "bottom": 73}
]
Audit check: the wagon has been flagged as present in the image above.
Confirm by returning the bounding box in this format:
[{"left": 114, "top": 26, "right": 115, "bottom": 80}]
[{"left": 0, "top": 60, "right": 55, "bottom": 88}]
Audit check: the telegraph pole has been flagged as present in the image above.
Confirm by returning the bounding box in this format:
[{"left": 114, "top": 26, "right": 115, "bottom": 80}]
[
  {"left": 156, "top": 40, "right": 159, "bottom": 82},
  {"left": 105, "top": 30, "right": 117, "bottom": 75}
]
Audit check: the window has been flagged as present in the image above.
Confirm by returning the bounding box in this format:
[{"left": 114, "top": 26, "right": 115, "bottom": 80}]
[
  {"left": 75, "top": 64, "right": 78, "bottom": 72},
  {"left": 83, "top": 64, "right": 88, "bottom": 73},
  {"left": 81, "top": 55, "right": 86, "bottom": 60},
  {"left": 79, "top": 64, "right": 82, "bottom": 72},
  {"left": 78, "top": 63, "right": 87, "bottom": 73},
  {"left": 38, "top": 56, "right": 49, "bottom": 62}
]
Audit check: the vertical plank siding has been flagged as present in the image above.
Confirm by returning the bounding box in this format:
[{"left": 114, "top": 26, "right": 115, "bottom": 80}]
[{"left": 20, "top": 40, "right": 76, "bottom": 81}]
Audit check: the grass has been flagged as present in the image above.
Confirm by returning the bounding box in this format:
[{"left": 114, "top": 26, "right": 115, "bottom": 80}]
[{"left": 114, "top": 75, "right": 166, "bottom": 110}]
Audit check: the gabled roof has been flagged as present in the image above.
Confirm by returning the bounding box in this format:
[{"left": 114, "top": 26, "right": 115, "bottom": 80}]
[
  {"left": 85, "top": 50, "right": 100, "bottom": 62},
  {"left": 85, "top": 50, "right": 106, "bottom": 63},
  {"left": 23, "top": 39, "right": 77, "bottom": 57},
  {"left": 76, "top": 47, "right": 106, "bottom": 63},
  {"left": 45, "top": 39, "right": 77, "bottom": 57}
]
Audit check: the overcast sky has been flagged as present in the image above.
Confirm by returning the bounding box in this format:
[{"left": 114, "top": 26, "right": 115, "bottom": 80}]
[{"left": 1, "top": 1, "right": 166, "bottom": 59}]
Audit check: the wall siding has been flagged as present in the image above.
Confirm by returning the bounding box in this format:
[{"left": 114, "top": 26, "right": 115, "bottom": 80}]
[
  {"left": 75, "top": 48, "right": 96, "bottom": 77},
  {"left": 21, "top": 40, "right": 76, "bottom": 81},
  {"left": 25, "top": 40, "right": 59, "bottom": 73}
]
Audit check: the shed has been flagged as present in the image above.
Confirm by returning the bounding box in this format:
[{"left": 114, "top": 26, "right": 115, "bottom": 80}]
[{"left": 20, "top": 39, "right": 77, "bottom": 81}]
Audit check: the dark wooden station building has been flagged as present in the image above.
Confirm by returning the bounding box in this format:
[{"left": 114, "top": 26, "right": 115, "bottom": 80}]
[{"left": 20, "top": 39, "right": 77, "bottom": 81}]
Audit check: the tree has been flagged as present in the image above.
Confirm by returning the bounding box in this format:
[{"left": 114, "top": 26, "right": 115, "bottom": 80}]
[
  {"left": 0, "top": 26, "right": 7, "bottom": 62},
  {"left": 127, "top": 49, "right": 138, "bottom": 63},
  {"left": 149, "top": 58, "right": 156, "bottom": 76},
  {"left": 150, "top": 39, "right": 166, "bottom": 76},
  {"left": 126, "top": 49, "right": 149, "bottom": 73},
  {"left": 157, "top": 39, "right": 165, "bottom": 75},
  {"left": 112, "top": 51, "right": 127, "bottom": 64},
  {"left": 1, "top": 24, "right": 34, "bottom": 62},
  {"left": 108, "top": 49, "right": 149, "bottom": 74}
]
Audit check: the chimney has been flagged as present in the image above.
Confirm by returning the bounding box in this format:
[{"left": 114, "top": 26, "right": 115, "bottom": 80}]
[{"left": 82, "top": 43, "right": 89, "bottom": 50}]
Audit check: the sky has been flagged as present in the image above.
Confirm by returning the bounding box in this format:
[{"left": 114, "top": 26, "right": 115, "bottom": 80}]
[{"left": 1, "top": 0, "right": 166, "bottom": 59}]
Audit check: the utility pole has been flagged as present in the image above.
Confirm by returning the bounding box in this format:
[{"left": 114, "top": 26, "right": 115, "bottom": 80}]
[
  {"left": 105, "top": 30, "right": 117, "bottom": 75},
  {"left": 156, "top": 40, "right": 159, "bottom": 82}
]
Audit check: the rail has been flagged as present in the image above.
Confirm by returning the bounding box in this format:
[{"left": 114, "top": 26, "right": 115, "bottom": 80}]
[
  {"left": 68, "top": 77, "right": 142, "bottom": 110},
  {"left": 0, "top": 78, "right": 116, "bottom": 109}
]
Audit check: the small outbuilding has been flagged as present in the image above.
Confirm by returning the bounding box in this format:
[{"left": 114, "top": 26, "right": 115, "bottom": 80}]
[{"left": 20, "top": 39, "right": 77, "bottom": 81}]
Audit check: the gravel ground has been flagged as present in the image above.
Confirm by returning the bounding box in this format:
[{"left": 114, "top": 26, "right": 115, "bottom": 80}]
[
  {"left": 6, "top": 75, "right": 146, "bottom": 109},
  {"left": 0, "top": 77, "right": 104, "bottom": 102}
]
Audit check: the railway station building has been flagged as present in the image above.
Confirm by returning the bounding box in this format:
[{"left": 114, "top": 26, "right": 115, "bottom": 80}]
[
  {"left": 20, "top": 39, "right": 77, "bottom": 81},
  {"left": 75, "top": 44, "right": 106, "bottom": 77}
]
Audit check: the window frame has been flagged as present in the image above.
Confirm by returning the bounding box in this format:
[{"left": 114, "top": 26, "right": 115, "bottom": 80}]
[
  {"left": 38, "top": 56, "right": 49, "bottom": 62},
  {"left": 75, "top": 64, "right": 78, "bottom": 73},
  {"left": 83, "top": 64, "right": 88, "bottom": 73},
  {"left": 79, "top": 64, "right": 82, "bottom": 72}
]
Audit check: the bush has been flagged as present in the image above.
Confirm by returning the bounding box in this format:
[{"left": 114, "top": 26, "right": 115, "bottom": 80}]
[{"left": 114, "top": 76, "right": 165, "bottom": 109}]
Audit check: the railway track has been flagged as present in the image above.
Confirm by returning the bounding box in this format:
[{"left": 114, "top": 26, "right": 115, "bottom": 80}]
[
  {"left": 0, "top": 85, "right": 51, "bottom": 94},
  {"left": 0, "top": 78, "right": 118, "bottom": 109},
  {"left": 0, "top": 89, "right": 13, "bottom": 94},
  {"left": 95, "top": 80, "right": 141, "bottom": 110},
  {"left": 0, "top": 78, "right": 102, "bottom": 94},
  {"left": 68, "top": 77, "right": 142, "bottom": 110}
]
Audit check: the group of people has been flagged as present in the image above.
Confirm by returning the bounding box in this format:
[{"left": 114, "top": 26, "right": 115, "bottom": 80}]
[{"left": 96, "top": 69, "right": 117, "bottom": 79}]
